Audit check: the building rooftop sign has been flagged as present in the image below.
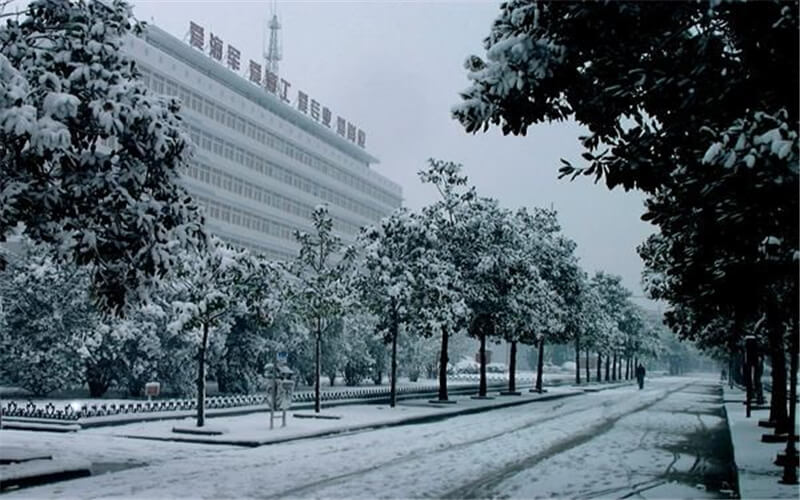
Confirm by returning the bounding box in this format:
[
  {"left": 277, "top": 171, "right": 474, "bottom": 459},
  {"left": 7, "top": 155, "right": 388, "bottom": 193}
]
[{"left": 187, "top": 21, "right": 367, "bottom": 149}]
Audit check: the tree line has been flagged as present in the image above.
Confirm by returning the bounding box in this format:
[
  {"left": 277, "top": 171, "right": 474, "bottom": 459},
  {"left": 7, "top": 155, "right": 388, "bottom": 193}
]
[
  {"left": 1, "top": 0, "right": 673, "bottom": 429},
  {"left": 0, "top": 158, "right": 664, "bottom": 424},
  {"left": 452, "top": 0, "right": 797, "bottom": 439}
]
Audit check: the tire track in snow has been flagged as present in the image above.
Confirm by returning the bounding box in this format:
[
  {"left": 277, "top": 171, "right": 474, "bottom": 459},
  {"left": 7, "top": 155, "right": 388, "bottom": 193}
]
[
  {"left": 441, "top": 381, "right": 693, "bottom": 500},
  {"left": 265, "top": 381, "right": 686, "bottom": 500}
]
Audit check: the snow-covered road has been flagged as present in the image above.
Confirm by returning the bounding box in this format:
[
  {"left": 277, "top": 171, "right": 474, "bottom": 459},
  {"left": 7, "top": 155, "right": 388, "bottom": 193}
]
[{"left": 3, "top": 377, "right": 736, "bottom": 499}]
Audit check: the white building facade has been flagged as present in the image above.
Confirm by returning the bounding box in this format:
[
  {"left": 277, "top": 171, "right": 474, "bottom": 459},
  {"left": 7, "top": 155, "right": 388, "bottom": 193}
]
[{"left": 124, "top": 26, "right": 402, "bottom": 260}]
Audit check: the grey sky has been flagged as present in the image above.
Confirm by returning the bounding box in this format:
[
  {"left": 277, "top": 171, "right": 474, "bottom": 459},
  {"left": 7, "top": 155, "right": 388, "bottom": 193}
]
[{"left": 131, "top": 0, "right": 656, "bottom": 301}]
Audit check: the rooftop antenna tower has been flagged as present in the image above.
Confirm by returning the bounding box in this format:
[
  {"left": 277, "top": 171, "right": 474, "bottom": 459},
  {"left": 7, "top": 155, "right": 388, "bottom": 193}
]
[{"left": 264, "top": 0, "right": 282, "bottom": 78}]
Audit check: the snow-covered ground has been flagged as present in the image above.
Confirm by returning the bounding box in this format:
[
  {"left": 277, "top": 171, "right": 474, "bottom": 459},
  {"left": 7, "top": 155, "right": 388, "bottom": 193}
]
[
  {"left": 2, "top": 377, "right": 737, "bottom": 499},
  {"left": 722, "top": 384, "right": 799, "bottom": 500}
]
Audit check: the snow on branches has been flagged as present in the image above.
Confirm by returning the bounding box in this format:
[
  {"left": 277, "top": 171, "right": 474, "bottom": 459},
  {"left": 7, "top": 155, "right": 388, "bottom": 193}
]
[{"left": 0, "top": 0, "right": 205, "bottom": 313}]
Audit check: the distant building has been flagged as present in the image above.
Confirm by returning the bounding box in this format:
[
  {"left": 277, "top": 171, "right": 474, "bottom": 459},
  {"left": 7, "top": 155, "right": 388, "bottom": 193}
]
[{"left": 123, "top": 25, "right": 402, "bottom": 260}]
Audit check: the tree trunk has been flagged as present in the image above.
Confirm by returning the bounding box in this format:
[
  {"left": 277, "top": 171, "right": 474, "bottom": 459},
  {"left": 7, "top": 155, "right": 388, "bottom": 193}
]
[
  {"left": 783, "top": 314, "right": 798, "bottom": 483},
  {"left": 605, "top": 354, "right": 610, "bottom": 382},
  {"left": 479, "top": 330, "right": 487, "bottom": 397},
  {"left": 585, "top": 349, "right": 590, "bottom": 383},
  {"left": 754, "top": 353, "right": 765, "bottom": 405},
  {"left": 597, "top": 352, "right": 602, "bottom": 382},
  {"left": 509, "top": 340, "right": 517, "bottom": 393},
  {"left": 438, "top": 325, "right": 449, "bottom": 401},
  {"left": 625, "top": 358, "right": 630, "bottom": 380},
  {"left": 196, "top": 321, "right": 209, "bottom": 427},
  {"left": 390, "top": 319, "right": 398, "bottom": 408},
  {"left": 575, "top": 335, "right": 581, "bottom": 385},
  {"left": 612, "top": 352, "right": 618, "bottom": 381},
  {"left": 314, "top": 321, "right": 322, "bottom": 413},
  {"left": 728, "top": 356, "right": 735, "bottom": 389},
  {"left": 743, "top": 348, "right": 751, "bottom": 405},
  {"left": 86, "top": 364, "right": 110, "bottom": 398},
  {"left": 535, "top": 337, "right": 545, "bottom": 392},
  {"left": 769, "top": 341, "right": 789, "bottom": 433}
]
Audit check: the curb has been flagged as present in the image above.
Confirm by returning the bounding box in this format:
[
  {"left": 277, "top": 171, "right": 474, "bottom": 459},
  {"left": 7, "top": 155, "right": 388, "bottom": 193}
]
[{"left": 720, "top": 384, "right": 744, "bottom": 498}]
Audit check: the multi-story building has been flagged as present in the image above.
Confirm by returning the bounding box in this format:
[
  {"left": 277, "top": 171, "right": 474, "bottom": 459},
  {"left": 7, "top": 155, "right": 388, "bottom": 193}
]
[{"left": 123, "top": 25, "right": 403, "bottom": 260}]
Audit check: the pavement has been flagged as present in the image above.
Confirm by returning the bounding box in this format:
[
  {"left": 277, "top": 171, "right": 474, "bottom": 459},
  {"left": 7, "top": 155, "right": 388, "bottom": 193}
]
[
  {"left": 0, "top": 376, "right": 733, "bottom": 499},
  {"left": 112, "top": 381, "right": 635, "bottom": 447},
  {"left": 721, "top": 382, "right": 799, "bottom": 499},
  {"left": 0, "top": 379, "right": 635, "bottom": 495}
]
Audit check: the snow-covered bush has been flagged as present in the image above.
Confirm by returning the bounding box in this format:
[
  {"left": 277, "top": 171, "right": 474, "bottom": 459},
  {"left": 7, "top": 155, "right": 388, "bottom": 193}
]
[{"left": 0, "top": 242, "right": 92, "bottom": 395}]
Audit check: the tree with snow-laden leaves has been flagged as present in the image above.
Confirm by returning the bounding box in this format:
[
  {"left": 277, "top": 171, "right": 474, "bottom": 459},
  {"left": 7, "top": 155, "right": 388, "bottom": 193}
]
[
  {"left": 453, "top": 0, "right": 797, "bottom": 193},
  {"left": 493, "top": 209, "right": 562, "bottom": 394},
  {"left": 0, "top": 237, "right": 198, "bottom": 397},
  {"left": 286, "top": 205, "right": 354, "bottom": 413},
  {"left": 511, "top": 207, "right": 575, "bottom": 391},
  {"left": 0, "top": 239, "right": 93, "bottom": 395},
  {"left": 591, "top": 271, "right": 633, "bottom": 382},
  {"left": 405, "top": 160, "right": 471, "bottom": 401},
  {"left": 450, "top": 197, "right": 513, "bottom": 397},
  {"left": 454, "top": 0, "right": 798, "bottom": 447},
  {"left": 214, "top": 309, "right": 296, "bottom": 395},
  {"left": 572, "top": 278, "right": 613, "bottom": 384},
  {"left": 339, "top": 313, "right": 379, "bottom": 387},
  {"left": 0, "top": 0, "right": 205, "bottom": 313},
  {"left": 166, "top": 237, "right": 282, "bottom": 426},
  {"left": 421, "top": 160, "right": 519, "bottom": 398},
  {"left": 356, "top": 208, "right": 430, "bottom": 407}
]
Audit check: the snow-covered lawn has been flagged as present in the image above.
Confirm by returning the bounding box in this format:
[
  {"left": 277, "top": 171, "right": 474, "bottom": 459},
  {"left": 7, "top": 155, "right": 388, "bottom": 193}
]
[{"left": 2, "top": 378, "right": 703, "bottom": 499}]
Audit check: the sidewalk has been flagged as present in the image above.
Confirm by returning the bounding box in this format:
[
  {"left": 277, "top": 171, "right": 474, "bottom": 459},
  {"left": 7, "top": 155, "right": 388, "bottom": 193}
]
[
  {"left": 110, "top": 381, "right": 634, "bottom": 447},
  {"left": 0, "top": 373, "right": 579, "bottom": 431},
  {"left": 721, "top": 384, "right": 799, "bottom": 499}
]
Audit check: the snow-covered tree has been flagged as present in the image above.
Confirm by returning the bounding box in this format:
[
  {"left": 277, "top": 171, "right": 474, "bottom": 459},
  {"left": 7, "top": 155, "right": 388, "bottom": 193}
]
[
  {"left": 417, "top": 160, "right": 483, "bottom": 399},
  {"left": 0, "top": 241, "right": 91, "bottom": 395},
  {"left": 166, "top": 237, "right": 282, "bottom": 426},
  {"left": 215, "top": 310, "right": 294, "bottom": 395},
  {"left": 397, "top": 330, "right": 439, "bottom": 383},
  {"left": 406, "top": 234, "right": 467, "bottom": 400},
  {"left": 356, "top": 208, "right": 433, "bottom": 406},
  {"left": 286, "top": 205, "right": 354, "bottom": 413},
  {"left": 591, "top": 271, "right": 632, "bottom": 381},
  {"left": 109, "top": 303, "right": 179, "bottom": 396},
  {"left": 511, "top": 207, "right": 575, "bottom": 391},
  {"left": 340, "top": 313, "right": 378, "bottom": 387},
  {"left": 493, "top": 209, "right": 563, "bottom": 393},
  {"left": 572, "top": 279, "right": 613, "bottom": 383},
  {"left": 0, "top": 0, "right": 205, "bottom": 312},
  {"left": 454, "top": 0, "right": 798, "bottom": 436}
]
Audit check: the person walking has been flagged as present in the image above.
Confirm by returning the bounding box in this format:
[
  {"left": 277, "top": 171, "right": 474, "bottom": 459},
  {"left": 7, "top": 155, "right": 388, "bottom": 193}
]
[{"left": 635, "top": 363, "right": 646, "bottom": 390}]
